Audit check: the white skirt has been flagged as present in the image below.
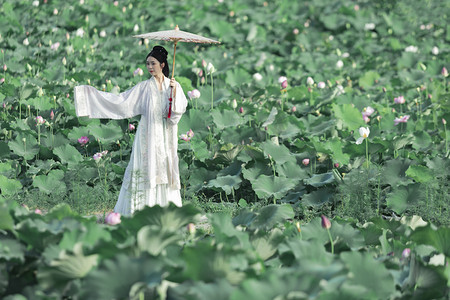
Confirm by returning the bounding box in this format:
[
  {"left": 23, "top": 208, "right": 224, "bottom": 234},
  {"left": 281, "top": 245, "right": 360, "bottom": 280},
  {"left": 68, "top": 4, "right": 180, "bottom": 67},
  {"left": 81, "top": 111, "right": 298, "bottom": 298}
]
[{"left": 114, "top": 183, "right": 182, "bottom": 216}]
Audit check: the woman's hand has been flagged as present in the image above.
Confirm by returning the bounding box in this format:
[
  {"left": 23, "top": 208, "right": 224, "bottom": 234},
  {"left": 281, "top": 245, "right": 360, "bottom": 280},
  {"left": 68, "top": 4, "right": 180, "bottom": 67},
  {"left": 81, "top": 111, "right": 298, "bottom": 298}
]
[{"left": 169, "top": 78, "right": 177, "bottom": 88}]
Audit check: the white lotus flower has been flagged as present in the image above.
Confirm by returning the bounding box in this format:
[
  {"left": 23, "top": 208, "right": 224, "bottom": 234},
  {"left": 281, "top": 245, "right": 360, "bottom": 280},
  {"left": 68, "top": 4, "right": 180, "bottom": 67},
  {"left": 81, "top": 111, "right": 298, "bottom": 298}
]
[
  {"left": 99, "top": 30, "right": 106, "bottom": 37},
  {"left": 133, "top": 24, "right": 139, "bottom": 32},
  {"left": 364, "top": 23, "right": 375, "bottom": 30},
  {"left": 431, "top": 46, "right": 439, "bottom": 55},
  {"left": 253, "top": 73, "right": 263, "bottom": 81},
  {"left": 32, "top": 1, "right": 39, "bottom": 7},
  {"left": 336, "top": 60, "right": 344, "bottom": 69},
  {"left": 318, "top": 81, "right": 326, "bottom": 89},
  {"left": 356, "top": 127, "right": 370, "bottom": 144},
  {"left": 405, "top": 45, "right": 418, "bottom": 53},
  {"left": 278, "top": 76, "right": 287, "bottom": 84},
  {"left": 76, "top": 28, "right": 84, "bottom": 37},
  {"left": 306, "top": 76, "right": 314, "bottom": 86},
  {"left": 23, "top": 38, "right": 29, "bottom": 46}
]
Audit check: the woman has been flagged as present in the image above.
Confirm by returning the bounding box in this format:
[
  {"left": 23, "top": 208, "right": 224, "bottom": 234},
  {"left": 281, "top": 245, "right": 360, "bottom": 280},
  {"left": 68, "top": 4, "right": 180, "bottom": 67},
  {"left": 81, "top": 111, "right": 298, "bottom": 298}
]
[{"left": 74, "top": 45, "right": 187, "bottom": 216}]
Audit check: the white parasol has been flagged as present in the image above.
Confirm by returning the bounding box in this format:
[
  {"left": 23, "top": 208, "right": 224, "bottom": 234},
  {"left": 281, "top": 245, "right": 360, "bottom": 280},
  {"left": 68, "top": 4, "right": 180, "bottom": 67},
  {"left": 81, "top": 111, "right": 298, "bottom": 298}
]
[{"left": 134, "top": 25, "right": 220, "bottom": 117}]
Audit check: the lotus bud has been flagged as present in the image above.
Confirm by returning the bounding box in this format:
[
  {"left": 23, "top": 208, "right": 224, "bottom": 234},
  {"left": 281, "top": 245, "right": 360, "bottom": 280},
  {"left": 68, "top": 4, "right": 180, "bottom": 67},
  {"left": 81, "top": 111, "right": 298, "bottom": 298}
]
[
  {"left": 198, "top": 69, "right": 203, "bottom": 77},
  {"left": 306, "top": 76, "right": 314, "bottom": 86},
  {"left": 113, "top": 1, "right": 118, "bottom": 6},
  {"left": 53, "top": 8, "right": 58, "bottom": 15},
  {"left": 62, "top": 57, "right": 67, "bottom": 66},
  {"left": 278, "top": 76, "right": 287, "bottom": 84},
  {"left": 0, "top": 78, "right": 4, "bottom": 84},
  {"left": 443, "top": 119, "right": 447, "bottom": 125},
  {"left": 35, "top": 209, "right": 43, "bottom": 215},
  {"left": 291, "top": 106, "right": 296, "bottom": 112},
  {"left": 128, "top": 123, "right": 135, "bottom": 131},
  {"left": 302, "top": 158, "right": 309, "bottom": 166},
  {"left": 23, "top": 38, "right": 29, "bottom": 46},
  {"left": 202, "top": 59, "right": 207, "bottom": 68},
  {"left": 442, "top": 67, "right": 449, "bottom": 77},
  {"left": 318, "top": 81, "right": 326, "bottom": 89},
  {"left": 431, "top": 46, "right": 439, "bottom": 55},
  {"left": 201, "top": 76, "right": 205, "bottom": 84},
  {"left": 401, "top": 248, "right": 411, "bottom": 259},
  {"left": 122, "top": 7, "right": 126, "bottom": 13},
  {"left": 334, "top": 163, "right": 339, "bottom": 168},
  {"left": 239, "top": 107, "right": 244, "bottom": 113},
  {"left": 232, "top": 99, "right": 238, "bottom": 109},
  {"left": 293, "top": 28, "right": 299, "bottom": 35},
  {"left": 22, "top": 137, "right": 26, "bottom": 143},
  {"left": 187, "top": 223, "right": 196, "bottom": 235},
  {"left": 281, "top": 80, "right": 288, "bottom": 89},
  {"left": 50, "top": 110, "right": 54, "bottom": 120},
  {"left": 3, "top": 64, "right": 7, "bottom": 71},
  {"left": 295, "top": 222, "right": 301, "bottom": 232},
  {"left": 321, "top": 215, "right": 331, "bottom": 229}
]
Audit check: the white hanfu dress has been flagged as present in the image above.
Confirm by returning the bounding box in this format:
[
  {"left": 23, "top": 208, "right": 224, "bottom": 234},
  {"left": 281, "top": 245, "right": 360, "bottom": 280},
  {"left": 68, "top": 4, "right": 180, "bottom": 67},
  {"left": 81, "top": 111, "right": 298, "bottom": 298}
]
[{"left": 74, "top": 76, "right": 187, "bottom": 215}]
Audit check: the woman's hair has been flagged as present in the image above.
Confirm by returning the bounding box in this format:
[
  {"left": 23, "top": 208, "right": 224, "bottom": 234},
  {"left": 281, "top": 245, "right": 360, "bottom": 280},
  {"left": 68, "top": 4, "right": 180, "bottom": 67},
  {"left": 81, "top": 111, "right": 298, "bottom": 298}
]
[{"left": 146, "top": 46, "right": 169, "bottom": 77}]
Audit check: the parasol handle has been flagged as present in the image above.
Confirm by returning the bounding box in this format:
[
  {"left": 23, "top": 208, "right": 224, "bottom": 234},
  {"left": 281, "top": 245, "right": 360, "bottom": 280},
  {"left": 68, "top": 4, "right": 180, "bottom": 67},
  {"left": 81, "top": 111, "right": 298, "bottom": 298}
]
[{"left": 168, "top": 39, "right": 178, "bottom": 119}]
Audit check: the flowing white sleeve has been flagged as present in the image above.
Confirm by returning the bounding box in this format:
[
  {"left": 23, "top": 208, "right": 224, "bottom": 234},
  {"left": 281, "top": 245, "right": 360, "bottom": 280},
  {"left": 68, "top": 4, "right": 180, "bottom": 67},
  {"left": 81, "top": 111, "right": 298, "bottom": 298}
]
[
  {"left": 74, "top": 82, "right": 145, "bottom": 119},
  {"left": 168, "top": 82, "right": 187, "bottom": 125}
]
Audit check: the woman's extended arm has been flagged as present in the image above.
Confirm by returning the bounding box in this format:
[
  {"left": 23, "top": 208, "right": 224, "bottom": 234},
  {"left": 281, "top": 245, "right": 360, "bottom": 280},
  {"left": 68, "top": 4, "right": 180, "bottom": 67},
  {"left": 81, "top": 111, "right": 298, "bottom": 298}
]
[{"left": 74, "top": 81, "right": 146, "bottom": 119}]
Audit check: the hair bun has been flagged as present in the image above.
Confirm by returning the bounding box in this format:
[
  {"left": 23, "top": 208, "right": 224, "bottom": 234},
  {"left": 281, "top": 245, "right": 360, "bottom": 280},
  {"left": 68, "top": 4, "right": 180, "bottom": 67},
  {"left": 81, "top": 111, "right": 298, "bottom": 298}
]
[{"left": 151, "top": 46, "right": 168, "bottom": 60}]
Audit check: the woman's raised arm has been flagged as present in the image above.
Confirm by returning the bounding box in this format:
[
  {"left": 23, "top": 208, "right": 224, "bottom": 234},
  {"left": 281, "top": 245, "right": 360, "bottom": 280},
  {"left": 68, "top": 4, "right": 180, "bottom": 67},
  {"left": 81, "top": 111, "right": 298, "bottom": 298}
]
[{"left": 74, "top": 81, "right": 146, "bottom": 119}]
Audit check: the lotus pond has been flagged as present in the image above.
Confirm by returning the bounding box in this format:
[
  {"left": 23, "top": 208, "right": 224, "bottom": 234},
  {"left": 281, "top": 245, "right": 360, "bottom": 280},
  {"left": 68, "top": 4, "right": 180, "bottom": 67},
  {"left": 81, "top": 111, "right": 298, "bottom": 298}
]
[{"left": 0, "top": 0, "right": 449, "bottom": 299}]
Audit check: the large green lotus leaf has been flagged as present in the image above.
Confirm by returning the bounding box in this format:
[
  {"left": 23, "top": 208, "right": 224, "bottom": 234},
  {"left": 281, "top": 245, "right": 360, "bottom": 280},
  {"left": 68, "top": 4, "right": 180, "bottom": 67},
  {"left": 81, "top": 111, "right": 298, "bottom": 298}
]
[
  {"left": 191, "top": 139, "right": 210, "bottom": 162},
  {"left": 122, "top": 203, "right": 201, "bottom": 234},
  {"left": 323, "top": 138, "right": 350, "bottom": 165},
  {"left": 32, "top": 169, "right": 66, "bottom": 194},
  {"left": 53, "top": 144, "right": 83, "bottom": 166},
  {"left": 332, "top": 103, "right": 365, "bottom": 131},
  {"left": 302, "top": 188, "right": 334, "bottom": 207},
  {"left": 67, "top": 126, "right": 91, "bottom": 142},
  {"left": 0, "top": 141, "right": 10, "bottom": 159},
  {"left": 8, "top": 133, "right": 39, "bottom": 160},
  {"left": 9, "top": 119, "right": 31, "bottom": 132},
  {"left": 304, "top": 172, "right": 334, "bottom": 187},
  {"left": 182, "top": 241, "right": 245, "bottom": 284},
  {"left": 386, "top": 183, "right": 424, "bottom": 214},
  {"left": 250, "top": 204, "right": 295, "bottom": 230},
  {"left": 80, "top": 254, "right": 164, "bottom": 300},
  {"left": 381, "top": 159, "right": 413, "bottom": 186},
  {"left": 137, "top": 225, "right": 181, "bottom": 256},
  {"left": 211, "top": 109, "right": 245, "bottom": 130},
  {"left": 87, "top": 122, "right": 123, "bottom": 144},
  {"left": 59, "top": 221, "right": 112, "bottom": 251},
  {"left": 225, "top": 68, "right": 252, "bottom": 88},
  {"left": 251, "top": 175, "right": 297, "bottom": 200},
  {"left": 405, "top": 165, "right": 433, "bottom": 183},
  {"left": 207, "top": 174, "right": 242, "bottom": 195},
  {"left": 340, "top": 251, "right": 395, "bottom": 299},
  {"left": 37, "top": 243, "right": 98, "bottom": 290},
  {"left": 167, "top": 279, "right": 234, "bottom": 300},
  {"left": 26, "top": 97, "right": 53, "bottom": 111},
  {"left": 0, "top": 238, "right": 25, "bottom": 263},
  {"left": 261, "top": 107, "right": 278, "bottom": 127},
  {"left": 287, "top": 86, "right": 309, "bottom": 101},
  {"left": 412, "top": 131, "right": 432, "bottom": 151},
  {"left": 242, "top": 162, "right": 272, "bottom": 181},
  {"left": 41, "top": 132, "right": 70, "bottom": 149},
  {"left": 359, "top": 71, "right": 381, "bottom": 89},
  {"left": 178, "top": 109, "right": 212, "bottom": 135},
  {"left": 400, "top": 256, "right": 448, "bottom": 299},
  {"left": 397, "top": 52, "right": 419, "bottom": 69},
  {"left": 260, "top": 141, "right": 296, "bottom": 165},
  {"left": 279, "top": 238, "right": 333, "bottom": 267},
  {"left": 267, "top": 113, "right": 303, "bottom": 139},
  {"left": 215, "top": 147, "right": 243, "bottom": 166},
  {"left": 410, "top": 225, "right": 450, "bottom": 257},
  {"left": 237, "top": 145, "right": 265, "bottom": 163},
  {"left": 251, "top": 228, "right": 284, "bottom": 261},
  {"left": 302, "top": 217, "right": 365, "bottom": 251},
  {"left": 275, "top": 160, "right": 308, "bottom": 180},
  {"left": 0, "top": 175, "right": 22, "bottom": 196},
  {"left": 0, "top": 201, "right": 14, "bottom": 230},
  {"left": 209, "top": 213, "right": 251, "bottom": 248},
  {"left": 425, "top": 156, "right": 450, "bottom": 179}
]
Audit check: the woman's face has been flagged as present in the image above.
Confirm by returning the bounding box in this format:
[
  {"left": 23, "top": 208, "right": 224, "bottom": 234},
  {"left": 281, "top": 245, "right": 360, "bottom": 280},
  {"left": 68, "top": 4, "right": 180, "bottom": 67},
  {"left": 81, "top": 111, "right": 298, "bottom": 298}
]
[{"left": 146, "top": 56, "right": 164, "bottom": 77}]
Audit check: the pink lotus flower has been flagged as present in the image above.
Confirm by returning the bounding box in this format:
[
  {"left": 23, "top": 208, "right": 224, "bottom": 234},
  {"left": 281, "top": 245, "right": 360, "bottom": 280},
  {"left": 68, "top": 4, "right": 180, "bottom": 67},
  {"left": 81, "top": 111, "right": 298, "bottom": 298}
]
[
  {"left": 35, "top": 209, "right": 43, "bottom": 215},
  {"left": 394, "top": 115, "right": 410, "bottom": 126},
  {"left": 93, "top": 152, "right": 102, "bottom": 162},
  {"left": 128, "top": 123, "right": 135, "bottom": 131},
  {"left": 50, "top": 42, "right": 60, "bottom": 51},
  {"left": 442, "top": 67, "right": 449, "bottom": 77},
  {"left": 321, "top": 215, "right": 331, "bottom": 229},
  {"left": 278, "top": 76, "right": 287, "bottom": 84},
  {"left": 105, "top": 212, "right": 121, "bottom": 225},
  {"left": 394, "top": 96, "right": 405, "bottom": 104},
  {"left": 302, "top": 158, "right": 310, "bottom": 166},
  {"left": 187, "top": 89, "right": 201, "bottom": 100},
  {"left": 78, "top": 136, "right": 89, "bottom": 146},
  {"left": 334, "top": 163, "right": 339, "bottom": 168},
  {"left": 187, "top": 129, "right": 194, "bottom": 138},
  {"left": 0, "top": 78, "right": 4, "bottom": 84},
  {"left": 133, "top": 67, "right": 143, "bottom": 76},
  {"left": 281, "top": 80, "right": 288, "bottom": 89},
  {"left": 401, "top": 248, "right": 411, "bottom": 259},
  {"left": 101, "top": 150, "right": 108, "bottom": 156},
  {"left": 180, "top": 129, "right": 194, "bottom": 141},
  {"left": 293, "top": 28, "right": 299, "bottom": 35},
  {"left": 362, "top": 114, "right": 370, "bottom": 123},
  {"left": 36, "top": 116, "right": 45, "bottom": 125},
  {"left": 362, "top": 106, "right": 375, "bottom": 117},
  {"left": 291, "top": 106, "right": 296, "bottom": 112},
  {"left": 113, "top": 1, "right": 118, "bottom": 6}
]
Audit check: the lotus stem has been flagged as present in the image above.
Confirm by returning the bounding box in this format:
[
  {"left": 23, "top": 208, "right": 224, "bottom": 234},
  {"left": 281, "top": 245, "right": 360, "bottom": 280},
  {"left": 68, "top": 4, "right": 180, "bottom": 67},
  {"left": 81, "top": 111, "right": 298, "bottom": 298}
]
[
  {"left": 365, "top": 138, "right": 369, "bottom": 168},
  {"left": 210, "top": 73, "right": 214, "bottom": 111},
  {"left": 327, "top": 228, "right": 334, "bottom": 254}
]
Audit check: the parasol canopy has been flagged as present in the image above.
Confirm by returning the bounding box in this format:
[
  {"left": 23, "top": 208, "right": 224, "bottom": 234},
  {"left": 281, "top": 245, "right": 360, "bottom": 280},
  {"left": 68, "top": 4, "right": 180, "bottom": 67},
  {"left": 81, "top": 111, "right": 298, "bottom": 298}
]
[{"left": 133, "top": 25, "right": 220, "bottom": 118}]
